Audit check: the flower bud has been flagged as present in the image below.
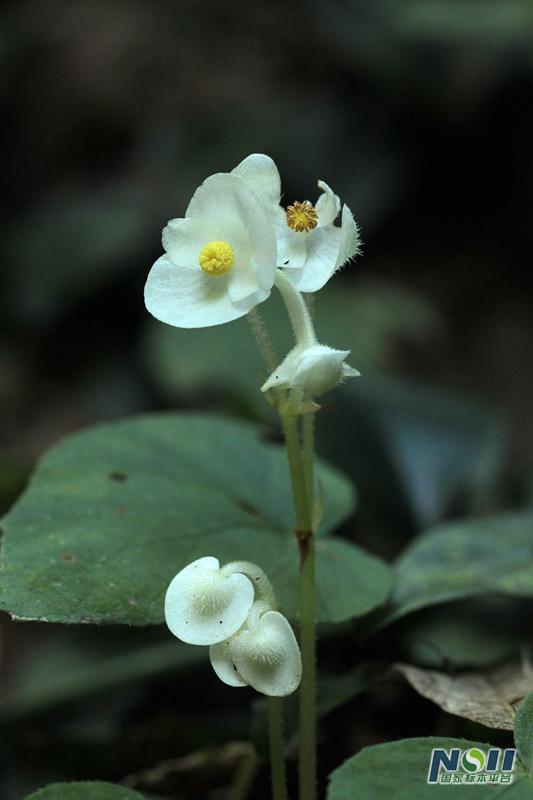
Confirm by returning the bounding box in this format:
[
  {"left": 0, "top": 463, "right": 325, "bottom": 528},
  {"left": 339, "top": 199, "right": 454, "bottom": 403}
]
[
  {"left": 262, "top": 343, "right": 359, "bottom": 397},
  {"left": 165, "top": 556, "right": 254, "bottom": 646}
]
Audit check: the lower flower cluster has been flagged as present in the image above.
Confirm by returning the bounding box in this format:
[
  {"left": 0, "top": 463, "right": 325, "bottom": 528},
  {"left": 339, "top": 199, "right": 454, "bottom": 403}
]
[{"left": 165, "top": 556, "right": 302, "bottom": 697}]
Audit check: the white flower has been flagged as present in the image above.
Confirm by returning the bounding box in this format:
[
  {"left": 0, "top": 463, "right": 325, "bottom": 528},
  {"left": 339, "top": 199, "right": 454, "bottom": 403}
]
[
  {"left": 164, "top": 556, "right": 301, "bottom": 696},
  {"left": 164, "top": 556, "right": 254, "bottom": 645},
  {"left": 232, "top": 156, "right": 360, "bottom": 292},
  {"left": 231, "top": 153, "right": 282, "bottom": 211},
  {"left": 145, "top": 169, "right": 277, "bottom": 328},
  {"left": 277, "top": 179, "right": 361, "bottom": 292},
  {"left": 262, "top": 343, "right": 359, "bottom": 397},
  {"left": 209, "top": 601, "right": 302, "bottom": 697}
]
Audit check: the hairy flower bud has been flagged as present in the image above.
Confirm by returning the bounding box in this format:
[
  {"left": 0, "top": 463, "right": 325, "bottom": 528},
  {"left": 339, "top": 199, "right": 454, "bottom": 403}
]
[{"left": 262, "top": 343, "right": 359, "bottom": 397}]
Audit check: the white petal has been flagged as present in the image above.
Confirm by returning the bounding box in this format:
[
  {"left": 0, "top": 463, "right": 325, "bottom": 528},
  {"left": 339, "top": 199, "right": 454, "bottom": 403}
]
[
  {"left": 335, "top": 204, "right": 361, "bottom": 274},
  {"left": 315, "top": 180, "right": 341, "bottom": 227},
  {"left": 227, "top": 269, "right": 259, "bottom": 304},
  {"left": 230, "top": 611, "right": 302, "bottom": 697},
  {"left": 164, "top": 556, "right": 255, "bottom": 645},
  {"left": 145, "top": 255, "right": 253, "bottom": 328},
  {"left": 275, "top": 209, "right": 307, "bottom": 271},
  {"left": 209, "top": 641, "right": 248, "bottom": 687},
  {"left": 231, "top": 154, "right": 281, "bottom": 208},
  {"left": 162, "top": 217, "right": 214, "bottom": 271},
  {"left": 187, "top": 173, "right": 277, "bottom": 295},
  {"left": 287, "top": 205, "right": 360, "bottom": 293}
]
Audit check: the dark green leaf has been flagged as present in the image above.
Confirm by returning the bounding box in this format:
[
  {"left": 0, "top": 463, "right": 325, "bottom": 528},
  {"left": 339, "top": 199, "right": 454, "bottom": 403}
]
[
  {"left": 385, "top": 512, "right": 533, "bottom": 625},
  {"left": 1, "top": 638, "right": 204, "bottom": 724},
  {"left": 515, "top": 692, "right": 533, "bottom": 774},
  {"left": 25, "top": 783, "right": 145, "bottom": 800},
  {"left": 0, "top": 414, "right": 390, "bottom": 626},
  {"left": 318, "top": 377, "right": 504, "bottom": 534},
  {"left": 402, "top": 600, "right": 525, "bottom": 669},
  {"left": 327, "top": 737, "right": 531, "bottom": 798}
]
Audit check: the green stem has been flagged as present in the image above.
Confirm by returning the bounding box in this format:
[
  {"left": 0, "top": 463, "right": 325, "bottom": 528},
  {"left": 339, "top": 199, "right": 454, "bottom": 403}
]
[
  {"left": 268, "top": 697, "right": 289, "bottom": 800},
  {"left": 249, "top": 274, "right": 319, "bottom": 800},
  {"left": 302, "top": 412, "right": 315, "bottom": 509},
  {"left": 280, "top": 413, "right": 312, "bottom": 532},
  {"left": 247, "top": 307, "right": 278, "bottom": 373},
  {"left": 274, "top": 270, "right": 316, "bottom": 348},
  {"left": 280, "top": 410, "right": 316, "bottom": 800},
  {"left": 298, "top": 535, "right": 316, "bottom": 800}
]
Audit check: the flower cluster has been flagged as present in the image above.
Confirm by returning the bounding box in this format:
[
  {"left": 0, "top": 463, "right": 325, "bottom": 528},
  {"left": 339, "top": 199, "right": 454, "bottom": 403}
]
[
  {"left": 165, "top": 556, "right": 302, "bottom": 697},
  {"left": 145, "top": 154, "right": 361, "bottom": 399}
]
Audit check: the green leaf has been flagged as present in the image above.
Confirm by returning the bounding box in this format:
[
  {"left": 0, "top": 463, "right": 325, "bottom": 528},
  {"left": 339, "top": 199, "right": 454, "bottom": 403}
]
[
  {"left": 402, "top": 599, "right": 524, "bottom": 669},
  {"left": 515, "top": 693, "right": 533, "bottom": 773},
  {"left": 1, "top": 637, "right": 204, "bottom": 724},
  {"left": 384, "top": 512, "right": 533, "bottom": 625},
  {"left": 25, "top": 783, "right": 145, "bottom": 800},
  {"left": 142, "top": 283, "right": 440, "bottom": 408},
  {"left": 327, "top": 737, "right": 531, "bottom": 798},
  {"left": 317, "top": 377, "right": 504, "bottom": 533},
  {"left": 0, "top": 414, "right": 390, "bottom": 626}
]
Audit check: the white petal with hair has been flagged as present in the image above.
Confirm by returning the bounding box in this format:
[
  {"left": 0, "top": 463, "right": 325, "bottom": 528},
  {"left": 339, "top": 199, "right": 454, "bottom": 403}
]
[
  {"left": 229, "top": 607, "right": 302, "bottom": 697},
  {"left": 164, "top": 556, "right": 254, "bottom": 646}
]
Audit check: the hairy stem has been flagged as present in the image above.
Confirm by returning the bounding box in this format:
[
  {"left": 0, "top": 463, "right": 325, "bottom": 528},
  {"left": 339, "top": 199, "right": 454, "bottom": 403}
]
[
  {"left": 247, "top": 307, "right": 278, "bottom": 372},
  {"left": 268, "top": 697, "right": 289, "bottom": 800},
  {"left": 280, "top": 410, "right": 316, "bottom": 800},
  {"left": 274, "top": 270, "right": 316, "bottom": 348}
]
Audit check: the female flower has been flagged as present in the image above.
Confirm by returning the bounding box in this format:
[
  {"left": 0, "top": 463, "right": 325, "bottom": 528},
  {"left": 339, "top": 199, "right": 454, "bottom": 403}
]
[
  {"left": 164, "top": 556, "right": 255, "bottom": 645},
  {"left": 165, "top": 556, "right": 302, "bottom": 697},
  {"left": 210, "top": 601, "right": 302, "bottom": 697},
  {"left": 145, "top": 170, "right": 277, "bottom": 328}
]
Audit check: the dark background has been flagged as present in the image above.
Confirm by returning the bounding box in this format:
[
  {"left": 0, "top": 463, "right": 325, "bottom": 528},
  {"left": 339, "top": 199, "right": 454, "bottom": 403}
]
[{"left": 1, "top": 1, "right": 533, "bottom": 798}]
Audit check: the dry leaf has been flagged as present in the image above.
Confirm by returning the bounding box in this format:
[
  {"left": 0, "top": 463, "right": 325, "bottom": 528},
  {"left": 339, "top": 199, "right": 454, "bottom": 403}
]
[{"left": 393, "top": 659, "right": 533, "bottom": 730}]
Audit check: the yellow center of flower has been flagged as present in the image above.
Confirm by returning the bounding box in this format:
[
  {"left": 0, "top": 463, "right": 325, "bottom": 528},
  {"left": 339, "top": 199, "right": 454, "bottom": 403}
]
[
  {"left": 198, "top": 240, "right": 234, "bottom": 275},
  {"left": 286, "top": 201, "right": 318, "bottom": 233}
]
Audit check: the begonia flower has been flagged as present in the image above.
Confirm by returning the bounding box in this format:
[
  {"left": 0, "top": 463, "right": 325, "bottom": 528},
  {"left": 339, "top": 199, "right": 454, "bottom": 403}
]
[
  {"left": 233, "top": 155, "right": 360, "bottom": 292},
  {"left": 145, "top": 170, "right": 277, "bottom": 328},
  {"left": 209, "top": 601, "right": 302, "bottom": 697},
  {"left": 164, "top": 556, "right": 254, "bottom": 645}
]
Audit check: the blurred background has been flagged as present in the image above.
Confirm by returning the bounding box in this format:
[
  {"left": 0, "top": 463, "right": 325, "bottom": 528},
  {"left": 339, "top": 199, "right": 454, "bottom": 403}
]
[{"left": 1, "top": 1, "right": 533, "bottom": 798}]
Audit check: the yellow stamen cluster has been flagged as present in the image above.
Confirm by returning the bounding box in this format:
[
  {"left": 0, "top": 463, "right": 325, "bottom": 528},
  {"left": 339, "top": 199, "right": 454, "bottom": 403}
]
[
  {"left": 198, "top": 240, "right": 234, "bottom": 275},
  {"left": 285, "top": 201, "right": 318, "bottom": 233}
]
